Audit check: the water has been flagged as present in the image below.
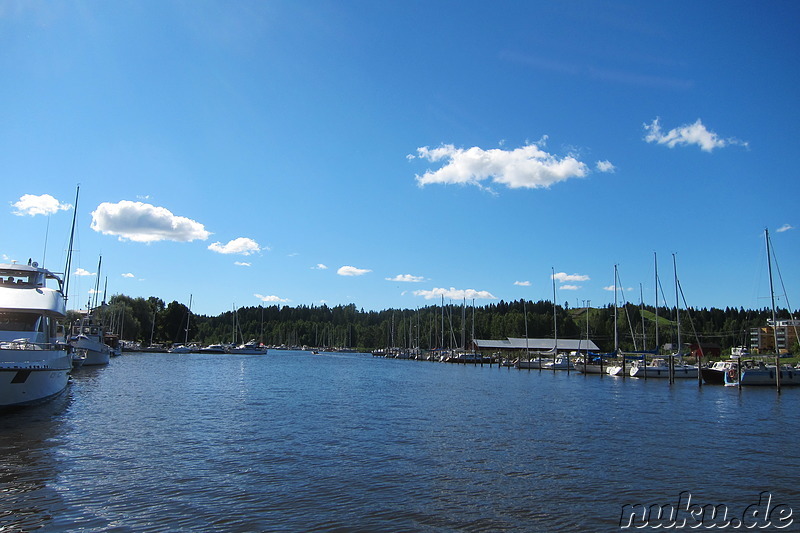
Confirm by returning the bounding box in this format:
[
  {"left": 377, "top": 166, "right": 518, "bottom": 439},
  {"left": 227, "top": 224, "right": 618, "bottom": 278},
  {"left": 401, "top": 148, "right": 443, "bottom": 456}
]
[{"left": 1, "top": 351, "right": 798, "bottom": 532}]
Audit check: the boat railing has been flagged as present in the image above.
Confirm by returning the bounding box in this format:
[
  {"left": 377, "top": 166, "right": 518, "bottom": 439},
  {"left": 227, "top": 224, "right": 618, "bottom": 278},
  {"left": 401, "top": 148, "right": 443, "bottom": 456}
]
[{"left": 0, "top": 339, "right": 68, "bottom": 351}]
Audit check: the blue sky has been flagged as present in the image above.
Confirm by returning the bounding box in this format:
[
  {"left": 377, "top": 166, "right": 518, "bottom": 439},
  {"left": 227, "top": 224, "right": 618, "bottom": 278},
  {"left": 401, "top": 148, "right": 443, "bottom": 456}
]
[{"left": 2, "top": 1, "right": 799, "bottom": 317}]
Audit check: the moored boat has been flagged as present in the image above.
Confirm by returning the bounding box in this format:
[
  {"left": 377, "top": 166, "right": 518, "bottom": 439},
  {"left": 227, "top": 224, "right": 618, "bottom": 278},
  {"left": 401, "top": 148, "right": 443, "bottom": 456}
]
[
  {"left": 629, "top": 357, "right": 698, "bottom": 378},
  {"left": 69, "top": 313, "right": 120, "bottom": 366},
  {"left": 229, "top": 340, "right": 268, "bottom": 355},
  {"left": 724, "top": 361, "right": 800, "bottom": 386},
  {"left": 542, "top": 354, "right": 574, "bottom": 370},
  {"left": 0, "top": 261, "right": 72, "bottom": 408},
  {"left": 701, "top": 359, "right": 738, "bottom": 385}
]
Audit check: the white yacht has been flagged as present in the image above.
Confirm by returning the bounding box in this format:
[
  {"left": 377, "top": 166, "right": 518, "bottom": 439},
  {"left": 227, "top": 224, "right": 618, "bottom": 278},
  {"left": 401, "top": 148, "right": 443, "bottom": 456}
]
[
  {"left": 229, "top": 340, "right": 268, "bottom": 355},
  {"left": 0, "top": 261, "right": 72, "bottom": 407},
  {"left": 629, "top": 357, "right": 698, "bottom": 379},
  {"left": 542, "top": 354, "right": 574, "bottom": 370},
  {"left": 69, "top": 313, "right": 120, "bottom": 366}
]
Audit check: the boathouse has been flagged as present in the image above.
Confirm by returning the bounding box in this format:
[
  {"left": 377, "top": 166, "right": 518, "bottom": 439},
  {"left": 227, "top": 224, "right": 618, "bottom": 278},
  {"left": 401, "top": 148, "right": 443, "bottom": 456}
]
[{"left": 472, "top": 337, "right": 599, "bottom": 353}]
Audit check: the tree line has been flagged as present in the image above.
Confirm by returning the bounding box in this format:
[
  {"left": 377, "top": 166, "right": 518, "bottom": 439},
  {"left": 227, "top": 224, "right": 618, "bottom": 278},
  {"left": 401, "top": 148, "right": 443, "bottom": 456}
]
[{"left": 66, "top": 294, "right": 800, "bottom": 355}]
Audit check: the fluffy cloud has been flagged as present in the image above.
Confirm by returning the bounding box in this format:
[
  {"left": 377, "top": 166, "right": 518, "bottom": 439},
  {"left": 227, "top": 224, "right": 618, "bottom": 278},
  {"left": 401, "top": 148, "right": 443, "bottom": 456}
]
[
  {"left": 12, "top": 194, "right": 71, "bottom": 216},
  {"left": 312, "top": 264, "right": 329, "bottom": 270},
  {"left": 75, "top": 268, "right": 95, "bottom": 276},
  {"left": 386, "top": 274, "right": 424, "bottom": 282},
  {"left": 337, "top": 266, "right": 371, "bottom": 276},
  {"left": 255, "top": 293, "right": 290, "bottom": 303},
  {"left": 552, "top": 272, "right": 590, "bottom": 282},
  {"left": 777, "top": 224, "right": 794, "bottom": 233},
  {"left": 643, "top": 118, "right": 747, "bottom": 152},
  {"left": 121, "top": 273, "right": 135, "bottom": 278},
  {"left": 91, "top": 201, "right": 210, "bottom": 243},
  {"left": 559, "top": 284, "right": 581, "bottom": 291},
  {"left": 234, "top": 261, "right": 251, "bottom": 267},
  {"left": 413, "top": 143, "right": 589, "bottom": 190},
  {"left": 413, "top": 287, "right": 497, "bottom": 300},
  {"left": 208, "top": 237, "right": 262, "bottom": 256},
  {"left": 514, "top": 280, "right": 531, "bottom": 286}
]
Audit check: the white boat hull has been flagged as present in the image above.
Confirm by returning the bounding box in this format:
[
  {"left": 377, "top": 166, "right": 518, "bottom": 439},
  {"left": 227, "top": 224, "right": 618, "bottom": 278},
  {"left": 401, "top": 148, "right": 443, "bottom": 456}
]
[
  {"left": 0, "top": 349, "right": 71, "bottom": 407},
  {"left": 606, "top": 365, "right": 627, "bottom": 376},
  {"left": 629, "top": 365, "right": 698, "bottom": 378},
  {"left": 516, "top": 359, "right": 546, "bottom": 369},
  {"left": 70, "top": 335, "right": 112, "bottom": 366},
  {"left": 229, "top": 347, "right": 268, "bottom": 355},
  {"left": 575, "top": 363, "right": 610, "bottom": 374}
]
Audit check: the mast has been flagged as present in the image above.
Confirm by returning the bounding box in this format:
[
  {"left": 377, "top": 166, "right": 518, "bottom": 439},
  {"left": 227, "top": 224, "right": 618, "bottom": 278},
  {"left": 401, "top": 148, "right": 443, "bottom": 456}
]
[
  {"left": 615, "top": 265, "right": 622, "bottom": 376},
  {"left": 552, "top": 267, "right": 558, "bottom": 369},
  {"left": 62, "top": 185, "right": 80, "bottom": 307},
  {"left": 672, "top": 254, "right": 680, "bottom": 384},
  {"left": 766, "top": 228, "right": 781, "bottom": 392},
  {"left": 185, "top": 295, "right": 192, "bottom": 345},
  {"left": 92, "top": 255, "right": 103, "bottom": 310},
  {"left": 524, "top": 299, "right": 530, "bottom": 362},
  {"left": 654, "top": 252, "right": 659, "bottom": 354}
]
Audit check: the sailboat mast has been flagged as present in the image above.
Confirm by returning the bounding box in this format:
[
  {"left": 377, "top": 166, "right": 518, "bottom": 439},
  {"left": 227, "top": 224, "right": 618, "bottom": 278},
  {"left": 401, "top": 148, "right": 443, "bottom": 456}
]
[
  {"left": 672, "top": 254, "right": 680, "bottom": 384},
  {"left": 63, "top": 185, "right": 80, "bottom": 307},
  {"left": 654, "top": 252, "right": 659, "bottom": 355},
  {"left": 765, "top": 228, "right": 781, "bottom": 392},
  {"left": 552, "top": 267, "right": 558, "bottom": 368},
  {"left": 185, "top": 294, "right": 192, "bottom": 345}
]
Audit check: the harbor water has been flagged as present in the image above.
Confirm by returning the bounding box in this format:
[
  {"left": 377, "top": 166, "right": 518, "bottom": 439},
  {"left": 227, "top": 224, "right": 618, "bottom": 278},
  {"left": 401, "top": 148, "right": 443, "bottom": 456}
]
[{"left": 1, "top": 351, "right": 798, "bottom": 531}]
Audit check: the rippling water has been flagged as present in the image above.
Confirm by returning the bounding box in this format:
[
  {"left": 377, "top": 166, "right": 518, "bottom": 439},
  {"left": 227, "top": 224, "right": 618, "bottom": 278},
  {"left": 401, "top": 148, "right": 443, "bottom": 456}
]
[{"left": 1, "top": 351, "right": 798, "bottom": 531}]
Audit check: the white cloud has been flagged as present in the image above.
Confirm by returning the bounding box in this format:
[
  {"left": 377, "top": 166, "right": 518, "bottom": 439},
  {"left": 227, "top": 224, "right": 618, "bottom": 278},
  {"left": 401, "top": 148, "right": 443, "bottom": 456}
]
[
  {"left": 234, "top": 261, "right": 251, "bottom": 267},
  {"left": 552, "top": 272, "right": 590, "bottom": 282},
  {"left": 777, "top": 224, "right": 794, "bottom": 233},
  {"left": 337, "top": 265, "right": 371, "bottom": 276},
  {"left": 596, "top": 160, "right": 616, "bottom": 173},
  {"left": 255, "top": 293, "right": 290, "bottom": 303},
  {"left": 414, "top": 143, "right": 590, "bottom": 190},
  {"left": 121, "top": 272, "right": 135, "bottom": 278},
  {"left": 90, "top": 201, "right": 210, "bottom": 243},
  {"left": 603, "top": 285, "right": 633, "bottom": 292},
  {"left": 312, "top": 264, "right": 329, "bottom": 270},
  {"left": 385, "top": 274, "right": 425, "bottom": 283},
  {"left": 208, "top": 237, "right": 261, "bottom": 256},
  {"left": 413, "top": 287, "right": 497, "bottom": 300},
  {"left": 559, "top": 284, "right": 581, "bottom": 291},
  {"left": 75, "top": 268, "right": 95, "bottom": 276},
  {"left": 514, "top": 280, "right": 531, "bottom": 286},
  {"left": 12, "top": 194, "right": 71, "bottom": 216},
  {"left": 643, "top": 118, "right": 747, "bottom": 152}
]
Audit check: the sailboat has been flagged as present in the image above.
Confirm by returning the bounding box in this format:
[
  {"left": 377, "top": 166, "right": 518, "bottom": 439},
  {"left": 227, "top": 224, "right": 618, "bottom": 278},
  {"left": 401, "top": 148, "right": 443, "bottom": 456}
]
[
  {"left": 229, "top": 306, "right": 268, "bottom": 355},
  {"left": 516, "top": 274, "right": 559, "bottom": 370},
  {"left": 169, "top": 295, "right": 195, "bottom": 353},
  {"left": 725, "top": 229, "right": 800, "bottom": 387},
  {"left": 68, "top": 256, "right": 120, "bottom": 365},
  {"left": 605, "top": 265, "right": 626, "bottom": 376}
]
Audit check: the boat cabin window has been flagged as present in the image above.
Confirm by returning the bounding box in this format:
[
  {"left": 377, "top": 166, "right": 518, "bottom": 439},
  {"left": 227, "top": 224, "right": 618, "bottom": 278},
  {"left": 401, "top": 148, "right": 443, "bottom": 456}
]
[
  {"left": 0, "top": 312, "right": 40, "bottom": 332},
  {"left": 1, "top": 272, "right": 34, "bottom": 285}
]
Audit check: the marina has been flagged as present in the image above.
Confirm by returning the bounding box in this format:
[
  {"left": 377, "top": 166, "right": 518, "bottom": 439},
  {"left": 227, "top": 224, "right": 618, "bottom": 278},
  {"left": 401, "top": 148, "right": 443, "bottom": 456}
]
[{"left": 1, "top": 350, "right": 798, "bottom": 531}]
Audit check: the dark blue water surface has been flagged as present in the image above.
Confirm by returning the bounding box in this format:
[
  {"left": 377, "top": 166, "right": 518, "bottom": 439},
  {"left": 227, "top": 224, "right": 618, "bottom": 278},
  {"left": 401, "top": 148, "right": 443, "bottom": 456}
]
[{"left": 1, "top": 351, "right": 798, "bottom": 532}]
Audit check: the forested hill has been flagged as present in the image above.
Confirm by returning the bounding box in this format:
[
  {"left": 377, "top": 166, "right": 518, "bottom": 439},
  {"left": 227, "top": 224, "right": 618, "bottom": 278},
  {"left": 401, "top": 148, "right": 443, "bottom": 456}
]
[{"left": 70, "top": 295, "right": 800, "bottom": 355}]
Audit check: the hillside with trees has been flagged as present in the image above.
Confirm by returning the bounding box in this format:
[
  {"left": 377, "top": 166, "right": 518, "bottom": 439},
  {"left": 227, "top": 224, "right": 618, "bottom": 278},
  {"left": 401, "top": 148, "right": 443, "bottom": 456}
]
[{"left": 71, "top": 294, "right": 800, "bottom": 355}]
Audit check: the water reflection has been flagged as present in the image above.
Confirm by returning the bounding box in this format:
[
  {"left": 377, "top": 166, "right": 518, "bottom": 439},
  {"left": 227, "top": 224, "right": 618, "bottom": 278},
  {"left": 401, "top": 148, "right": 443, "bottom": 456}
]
[{"left": 0, "top": 390, "right": 71, "bottom": 531}]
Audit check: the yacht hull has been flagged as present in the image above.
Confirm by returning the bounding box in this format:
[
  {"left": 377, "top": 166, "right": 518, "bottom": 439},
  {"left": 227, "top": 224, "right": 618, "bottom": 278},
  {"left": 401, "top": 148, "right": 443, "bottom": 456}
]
[{"left": 0, "top": 351, "right": 71, "bottom": 407}]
